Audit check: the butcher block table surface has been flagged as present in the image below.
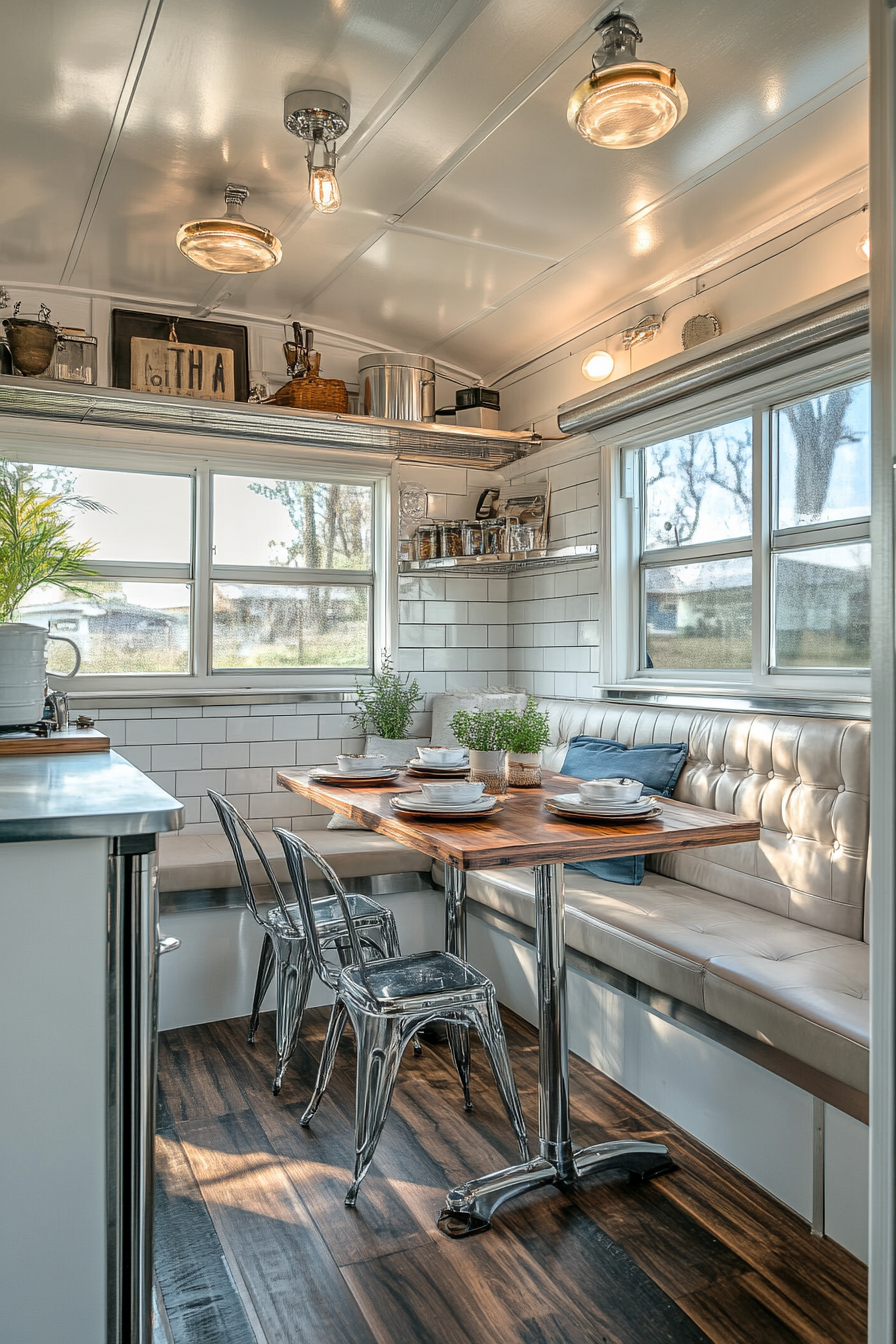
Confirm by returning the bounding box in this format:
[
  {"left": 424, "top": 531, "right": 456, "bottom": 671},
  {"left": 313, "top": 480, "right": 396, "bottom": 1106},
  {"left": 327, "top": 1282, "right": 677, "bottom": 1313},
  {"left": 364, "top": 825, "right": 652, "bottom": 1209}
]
[{"left": 275, "top": 767, "right": 760, "bottom": 871}]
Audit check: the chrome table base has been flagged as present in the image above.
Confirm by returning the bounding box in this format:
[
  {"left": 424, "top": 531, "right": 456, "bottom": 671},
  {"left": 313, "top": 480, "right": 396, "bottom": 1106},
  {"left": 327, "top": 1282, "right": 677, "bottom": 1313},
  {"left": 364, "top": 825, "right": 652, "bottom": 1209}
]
[{"left": 438, "top": 861, "right": 673, "bottom": 1236}]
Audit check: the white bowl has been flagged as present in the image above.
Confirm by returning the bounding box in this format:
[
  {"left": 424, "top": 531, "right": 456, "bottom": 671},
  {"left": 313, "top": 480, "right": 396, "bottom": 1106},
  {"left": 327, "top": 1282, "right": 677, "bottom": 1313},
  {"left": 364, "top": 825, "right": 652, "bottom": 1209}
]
[
  {"left": 417, "top": 745, "right": 467, "bottom": 765},
  {"left": 418, "top": 780, "right": 486, "bottom": 804},
  {"left": 577, "top": 777, "right": 643, "bottom": 804},
  {"left": 336, "top": 753, "right": 388, "bottom": 773}
]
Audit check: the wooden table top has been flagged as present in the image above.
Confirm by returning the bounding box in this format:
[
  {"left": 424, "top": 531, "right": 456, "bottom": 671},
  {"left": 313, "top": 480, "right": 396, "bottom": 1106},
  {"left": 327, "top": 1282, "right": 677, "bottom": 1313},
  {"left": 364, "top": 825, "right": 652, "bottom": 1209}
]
[{"left": 276, "top": 768, "right": 760, "bottom": 873}]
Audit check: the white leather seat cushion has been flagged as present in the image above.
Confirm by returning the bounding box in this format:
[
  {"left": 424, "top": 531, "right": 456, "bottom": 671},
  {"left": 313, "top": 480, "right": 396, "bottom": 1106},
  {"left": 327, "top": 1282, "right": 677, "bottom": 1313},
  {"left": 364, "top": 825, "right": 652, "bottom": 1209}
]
[
  {"left": 158, "top": 829, "right": 431, "bottom": 893},
  {"left": 464, "top": 865, "right": 869, "bottom": 1091}
]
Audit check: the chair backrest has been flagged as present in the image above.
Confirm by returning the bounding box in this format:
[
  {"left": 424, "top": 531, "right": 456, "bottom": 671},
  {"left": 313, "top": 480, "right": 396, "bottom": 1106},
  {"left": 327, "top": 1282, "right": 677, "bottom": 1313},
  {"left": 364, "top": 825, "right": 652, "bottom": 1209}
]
[
  {"left": 207, "top": 790, "right": 299, "bottom": 931},
  {"left": 275, "top": 827, "right": 372, "bottom": 991}
]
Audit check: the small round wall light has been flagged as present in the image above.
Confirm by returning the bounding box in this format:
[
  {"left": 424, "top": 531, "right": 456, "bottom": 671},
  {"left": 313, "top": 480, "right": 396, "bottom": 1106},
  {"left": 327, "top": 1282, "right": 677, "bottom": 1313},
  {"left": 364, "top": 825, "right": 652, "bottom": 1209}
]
[{"left": 581, "top": 349, "right": 615, "bottom": 381}]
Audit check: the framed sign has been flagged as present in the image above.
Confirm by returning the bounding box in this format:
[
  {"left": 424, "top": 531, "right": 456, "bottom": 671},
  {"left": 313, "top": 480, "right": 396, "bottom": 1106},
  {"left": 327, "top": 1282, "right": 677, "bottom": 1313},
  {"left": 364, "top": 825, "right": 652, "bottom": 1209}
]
[{"left": 111, "top": 309, "right": 249, "bottom": 403}]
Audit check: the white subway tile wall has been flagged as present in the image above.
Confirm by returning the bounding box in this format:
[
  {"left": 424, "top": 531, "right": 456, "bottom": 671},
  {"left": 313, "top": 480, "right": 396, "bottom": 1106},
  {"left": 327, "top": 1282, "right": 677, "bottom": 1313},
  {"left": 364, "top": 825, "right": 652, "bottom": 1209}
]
[{"left": 82, "top": 450, "right": 601, "bottom": 837}]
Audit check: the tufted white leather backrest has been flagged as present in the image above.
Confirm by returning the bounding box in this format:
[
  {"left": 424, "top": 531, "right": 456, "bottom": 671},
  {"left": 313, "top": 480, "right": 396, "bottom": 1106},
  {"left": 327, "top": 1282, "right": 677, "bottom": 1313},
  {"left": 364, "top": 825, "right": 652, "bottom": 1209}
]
[{"left": 537, "top": 699, "right": 870, "bottom": 942}]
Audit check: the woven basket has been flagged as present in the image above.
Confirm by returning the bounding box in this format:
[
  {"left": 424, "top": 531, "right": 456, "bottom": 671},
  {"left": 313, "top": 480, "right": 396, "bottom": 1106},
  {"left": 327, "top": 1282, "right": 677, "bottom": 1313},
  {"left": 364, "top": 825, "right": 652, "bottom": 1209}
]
[{"left": 266, "top": 372, "right": 348, "bottom": 413}]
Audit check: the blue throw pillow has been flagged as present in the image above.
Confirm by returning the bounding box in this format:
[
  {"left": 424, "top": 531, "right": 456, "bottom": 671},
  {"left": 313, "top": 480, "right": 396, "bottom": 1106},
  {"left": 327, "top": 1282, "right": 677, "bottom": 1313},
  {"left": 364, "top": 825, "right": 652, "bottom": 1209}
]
[{"left": 560, "top": 736, "right": 688, "bottom": 885}]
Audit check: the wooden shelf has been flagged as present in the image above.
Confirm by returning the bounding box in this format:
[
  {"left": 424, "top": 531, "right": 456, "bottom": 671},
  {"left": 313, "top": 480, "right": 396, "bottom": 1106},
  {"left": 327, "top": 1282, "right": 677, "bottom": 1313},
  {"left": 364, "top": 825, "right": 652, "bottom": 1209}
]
[{"left": 399, "top": 544, "right": 597, "bottom": 577}]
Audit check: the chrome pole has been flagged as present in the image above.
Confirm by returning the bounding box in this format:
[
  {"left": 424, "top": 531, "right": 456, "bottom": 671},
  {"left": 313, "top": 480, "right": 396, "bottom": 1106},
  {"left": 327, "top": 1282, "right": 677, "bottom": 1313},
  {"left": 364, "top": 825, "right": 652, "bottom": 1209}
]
[
  {"left": 107, "top": 838, "right": 160, "bottom": 1344},
  {"left": 439, "top": 859, "right": 672, "bottom": 1235},
  {"left": 534, "top": 861, "right": 574, "bottom": 1179},
  {"left": 444, "top": 864, "right": 467, "bottom": 959}
]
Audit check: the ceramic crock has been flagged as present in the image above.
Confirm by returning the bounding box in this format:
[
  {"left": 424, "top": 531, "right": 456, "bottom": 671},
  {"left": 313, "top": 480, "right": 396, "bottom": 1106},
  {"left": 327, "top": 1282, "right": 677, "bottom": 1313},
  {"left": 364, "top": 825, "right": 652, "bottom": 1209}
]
[{"left": 0, "top": 622, "right": 81, "bottom": 726}]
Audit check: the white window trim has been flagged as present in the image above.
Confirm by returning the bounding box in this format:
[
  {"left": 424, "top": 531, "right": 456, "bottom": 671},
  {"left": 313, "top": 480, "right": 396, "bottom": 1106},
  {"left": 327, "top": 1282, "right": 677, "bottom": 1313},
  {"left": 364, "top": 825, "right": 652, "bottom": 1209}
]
[
  {"left": 4, "top": 433, "right": 394, "bottom": 694},
  {"left": 599, "top": 335, "right": 871, "bottom": 700}
]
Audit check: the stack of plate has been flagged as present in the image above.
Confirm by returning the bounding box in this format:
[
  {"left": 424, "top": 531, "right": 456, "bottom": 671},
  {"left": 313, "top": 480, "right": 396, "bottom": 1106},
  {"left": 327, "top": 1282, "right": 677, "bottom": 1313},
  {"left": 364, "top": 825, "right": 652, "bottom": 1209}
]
[
  {"left": 390, "top": 791, "right": 500, "bottom": 820},
  {"left": 406, "top": 757, "right": 470, "bottom": 778},
  {"left": 310, "top": 764, "right": 400, "bottom": 786},
  {"left": 545, "top": 792, "right": 662, "bottom": 823}
]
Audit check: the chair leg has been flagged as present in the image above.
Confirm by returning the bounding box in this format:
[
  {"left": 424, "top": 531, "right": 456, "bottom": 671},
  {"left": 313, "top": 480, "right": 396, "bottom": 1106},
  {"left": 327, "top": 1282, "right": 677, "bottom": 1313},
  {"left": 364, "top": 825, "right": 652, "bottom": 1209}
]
[
  {"left": 272, "top": 948, "right": 313, "bottom": 1096},
  {"left": 345, "top": 1011, "right": 405, "bottom": 1207},
  {"left": 447, "top": 1020, "right": 473, "bottom": 1111},
  {"left": 378, "top": 912, "right": 423, "bottom": 1058},
  {"left": 300, "top": 998, "right": 349, "bottom": 1126},
  {"left": 471, "top": 994, "right": 530, "bottom": 1162},
  {"left": 248, "top": 934, "right": 276, "bottom": 1043}
]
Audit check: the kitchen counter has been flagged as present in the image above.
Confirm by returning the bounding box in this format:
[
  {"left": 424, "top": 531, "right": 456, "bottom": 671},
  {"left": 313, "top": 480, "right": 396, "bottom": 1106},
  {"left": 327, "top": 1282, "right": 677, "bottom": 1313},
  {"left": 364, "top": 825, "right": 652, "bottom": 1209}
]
[{"left": 0, "top": 749, "right": 182, "bottom": 842}]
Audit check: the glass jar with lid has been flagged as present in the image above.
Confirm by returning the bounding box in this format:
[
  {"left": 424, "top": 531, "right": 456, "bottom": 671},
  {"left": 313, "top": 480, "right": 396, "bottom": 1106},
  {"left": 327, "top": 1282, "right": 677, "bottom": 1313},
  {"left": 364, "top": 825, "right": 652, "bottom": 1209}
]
[
  {"left": 415, "top": 523, "right": 440, "bottom": 561},
  {"left": 482, "top": 518, "right": 507, "bottom": 555},
  {"left": 439, "top": 521, "right": 464, "bottom": 557},
  {"left": 462, "top": 521, "right": 485, "bottom": 556}
]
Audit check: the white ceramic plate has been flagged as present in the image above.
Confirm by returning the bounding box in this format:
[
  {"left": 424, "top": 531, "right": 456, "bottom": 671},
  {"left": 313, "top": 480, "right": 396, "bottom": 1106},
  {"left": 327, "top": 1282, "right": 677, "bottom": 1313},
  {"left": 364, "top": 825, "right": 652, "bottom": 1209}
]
[
  {"left": 406, "top": 760, "right": 470, "bottom": 774},
  {"left": 545, "top": 799, "right": 663, "bottom": 824},
  {"left": 390, "top": 792, "right": 497, "bottom": 813},
  {"left": 310, "top": 766, "right": 399, "bottom": 784},
  {"left": 552, "top": 793, "right": 657, "bottom": 815}
]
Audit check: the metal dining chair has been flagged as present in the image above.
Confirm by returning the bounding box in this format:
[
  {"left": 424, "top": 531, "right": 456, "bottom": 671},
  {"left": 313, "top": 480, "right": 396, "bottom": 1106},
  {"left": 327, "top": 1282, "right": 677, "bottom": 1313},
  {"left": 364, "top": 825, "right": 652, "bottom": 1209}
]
[
  {"left": 275, "top": 826, "right": 530, "bottom": 1207},
  {"left": 207, "top": 790, "right": 418, "bottom": 1094}
]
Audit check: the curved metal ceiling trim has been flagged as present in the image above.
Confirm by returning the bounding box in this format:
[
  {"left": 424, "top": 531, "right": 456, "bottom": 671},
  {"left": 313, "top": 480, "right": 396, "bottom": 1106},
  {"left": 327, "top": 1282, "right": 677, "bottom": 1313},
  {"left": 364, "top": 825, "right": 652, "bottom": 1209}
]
[{"left": 557, "top": 288, "right": 869, "bottom": 436}]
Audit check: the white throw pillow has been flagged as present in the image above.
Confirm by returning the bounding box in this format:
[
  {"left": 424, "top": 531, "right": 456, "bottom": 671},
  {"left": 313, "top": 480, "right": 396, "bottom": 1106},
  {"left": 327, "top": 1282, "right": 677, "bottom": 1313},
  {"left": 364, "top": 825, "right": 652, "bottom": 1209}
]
[{"left": 430, "top": 688, "right": 529, "bottom": 748}]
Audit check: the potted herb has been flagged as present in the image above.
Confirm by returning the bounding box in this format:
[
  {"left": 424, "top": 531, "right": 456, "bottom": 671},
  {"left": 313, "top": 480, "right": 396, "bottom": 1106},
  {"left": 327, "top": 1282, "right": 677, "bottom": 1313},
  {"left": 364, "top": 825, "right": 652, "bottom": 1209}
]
[
  {"left": 448, "top": 706, "right": 520, "bottom": 795},
  {"left": 505, "top": 697, "right": 551, "bottom": 787},
  {"left": 352, "top": 652, "right": 427, "bottom": 767}
]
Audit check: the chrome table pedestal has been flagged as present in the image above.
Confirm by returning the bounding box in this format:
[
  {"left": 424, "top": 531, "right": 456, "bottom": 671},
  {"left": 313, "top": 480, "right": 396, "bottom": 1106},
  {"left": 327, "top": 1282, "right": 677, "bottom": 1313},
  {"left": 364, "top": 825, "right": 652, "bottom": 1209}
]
[{"left": 437, "top": 861, "right": 674, "bottom": 1236}]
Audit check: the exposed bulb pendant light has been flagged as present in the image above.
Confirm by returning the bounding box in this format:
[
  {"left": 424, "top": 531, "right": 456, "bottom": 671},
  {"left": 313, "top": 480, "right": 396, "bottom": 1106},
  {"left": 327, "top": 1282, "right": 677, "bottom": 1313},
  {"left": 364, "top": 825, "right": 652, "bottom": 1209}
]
[
  {"left": 176, "top": 184, "right": 282, "bottom": 272},
  {"left": 284, "top": 89, "right": 350, "bottom": 215},
  {"left": 308, "top": 136, "right": 342, "bottom": 214},
  {"left": 568, "top": 13, "right": 687, "bottom": 150}
]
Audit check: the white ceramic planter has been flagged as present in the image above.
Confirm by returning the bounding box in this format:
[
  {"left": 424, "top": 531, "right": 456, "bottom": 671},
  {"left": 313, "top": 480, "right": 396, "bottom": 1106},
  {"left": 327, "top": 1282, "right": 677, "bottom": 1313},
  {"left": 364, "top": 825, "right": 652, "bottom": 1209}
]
[
  {"left": 364, "top": 734, "right": 430, "bottom": 768},
  {"left": 468, "top": 748, "right": 508, "bottom": 795}
]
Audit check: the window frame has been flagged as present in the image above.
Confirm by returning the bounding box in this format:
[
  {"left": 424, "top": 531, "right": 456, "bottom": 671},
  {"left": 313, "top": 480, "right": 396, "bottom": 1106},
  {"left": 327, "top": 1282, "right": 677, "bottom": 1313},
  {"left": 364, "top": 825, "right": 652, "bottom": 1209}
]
[
  {"left": 601, "top": 336, "right": 871, "bottom": 698},
  {"left": 6, "top": 439, "right": 392, "bottom": 693}
]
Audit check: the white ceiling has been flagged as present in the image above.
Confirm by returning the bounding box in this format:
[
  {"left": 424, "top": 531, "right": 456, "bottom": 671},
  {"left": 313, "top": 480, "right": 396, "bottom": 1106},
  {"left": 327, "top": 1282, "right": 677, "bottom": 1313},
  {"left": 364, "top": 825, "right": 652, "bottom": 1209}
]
[{"left": 0, "top": 0, "right": 868, "bottom": 381}]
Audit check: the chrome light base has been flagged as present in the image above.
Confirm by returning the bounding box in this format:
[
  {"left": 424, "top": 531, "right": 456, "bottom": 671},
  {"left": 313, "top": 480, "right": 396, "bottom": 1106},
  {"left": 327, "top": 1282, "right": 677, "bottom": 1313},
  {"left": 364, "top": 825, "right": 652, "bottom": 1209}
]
[{"left": 284, "top": 90, "right": 350, "bottom": 142}]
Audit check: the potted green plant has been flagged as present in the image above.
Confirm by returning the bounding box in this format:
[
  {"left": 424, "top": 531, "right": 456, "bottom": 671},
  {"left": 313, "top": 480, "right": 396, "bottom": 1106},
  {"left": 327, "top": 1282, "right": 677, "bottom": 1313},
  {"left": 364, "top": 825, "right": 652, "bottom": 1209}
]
[
  {"left": 448, "top": 706, "right": 520, "bottom": 794},
  {"left": 505, "top": 697, "right": 551, "bottom": 787},
  {"left": 352, "top": 652, "right": 427, "bottom": 767}
]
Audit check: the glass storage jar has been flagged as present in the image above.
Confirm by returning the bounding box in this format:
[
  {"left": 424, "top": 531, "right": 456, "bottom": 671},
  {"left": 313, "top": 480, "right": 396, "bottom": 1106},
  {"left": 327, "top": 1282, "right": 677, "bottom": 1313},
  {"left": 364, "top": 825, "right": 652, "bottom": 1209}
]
[
  {"left": 462, "top": 521, "right": 485, "bottom": 556},
  {"left": 439, "top": 521, "right": 464, "bottom": 557},
  {"left": 415, "top": 523, "right": 440, "bottom": 560},
  {"left": 483, "top": 518, "right": 507, "bottom": 555}
]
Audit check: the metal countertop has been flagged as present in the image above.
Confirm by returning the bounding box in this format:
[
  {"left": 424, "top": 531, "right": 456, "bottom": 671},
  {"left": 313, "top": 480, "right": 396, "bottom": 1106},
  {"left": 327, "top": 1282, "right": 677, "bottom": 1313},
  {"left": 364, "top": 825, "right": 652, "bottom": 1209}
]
[{"left": 0, "top": 750, "right": 183, "bottom": 843}]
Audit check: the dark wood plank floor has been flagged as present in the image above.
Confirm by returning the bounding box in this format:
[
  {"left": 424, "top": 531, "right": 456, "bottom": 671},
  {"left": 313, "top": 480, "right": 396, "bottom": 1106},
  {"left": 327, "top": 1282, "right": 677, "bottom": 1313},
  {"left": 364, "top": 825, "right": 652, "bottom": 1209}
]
[{"left": 156, "top": 1007, "right": 867, "bottom": 1344}]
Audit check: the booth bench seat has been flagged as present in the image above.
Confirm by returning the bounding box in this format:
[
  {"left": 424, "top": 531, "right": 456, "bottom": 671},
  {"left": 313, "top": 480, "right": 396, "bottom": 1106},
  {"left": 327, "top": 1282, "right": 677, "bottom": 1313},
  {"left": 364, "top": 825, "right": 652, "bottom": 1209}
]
[
  {"left": 464, "top": 864, "right": 869, "bottom": 1095},
  {"left": 158, "top": 827, "right": 432, "bottom": 902},
  {"left": 433, "top": 694, "right": 871, "bottom": 1112}
]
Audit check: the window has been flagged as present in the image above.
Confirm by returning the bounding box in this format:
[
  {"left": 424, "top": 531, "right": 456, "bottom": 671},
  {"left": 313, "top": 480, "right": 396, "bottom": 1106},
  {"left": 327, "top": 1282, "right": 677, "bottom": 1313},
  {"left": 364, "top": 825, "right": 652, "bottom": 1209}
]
[
  {"left": 7, "top": 455, "right": 381, "bottom": 687},
  {"left": 210, "top": 473, "right": 373, "bottom": 670},
  {"left": 15, "top": 463, "right": 193, "bottom": 675},
  {"left": 635, "top": 375, "right": 870, "bottom": 684}
]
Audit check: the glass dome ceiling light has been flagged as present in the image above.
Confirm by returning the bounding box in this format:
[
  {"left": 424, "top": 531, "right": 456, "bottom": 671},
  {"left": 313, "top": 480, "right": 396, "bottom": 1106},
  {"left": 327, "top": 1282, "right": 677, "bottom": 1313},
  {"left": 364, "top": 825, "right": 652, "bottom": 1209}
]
[
  {"left": 568, "top": 13, "right": 688, "bottom": 150},
  {"left": 176, "top": 184, "right": 282, "bottom": 273}
]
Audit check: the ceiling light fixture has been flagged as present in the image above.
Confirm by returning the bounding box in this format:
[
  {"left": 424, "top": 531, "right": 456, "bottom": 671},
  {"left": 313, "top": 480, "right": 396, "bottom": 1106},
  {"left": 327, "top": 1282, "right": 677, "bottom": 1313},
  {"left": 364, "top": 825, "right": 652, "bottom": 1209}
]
[
  {"left": 568, "top": 13, "right": 688, "bottom": 149},
  {"left": 582, "top": 350, "right": 615, "bottom": 381},
  {"left": 284, "top": 89, "right": 350, "bottom": 214},
  {"left": 176, "top": 184, "right": 282, "bottom": 272}
]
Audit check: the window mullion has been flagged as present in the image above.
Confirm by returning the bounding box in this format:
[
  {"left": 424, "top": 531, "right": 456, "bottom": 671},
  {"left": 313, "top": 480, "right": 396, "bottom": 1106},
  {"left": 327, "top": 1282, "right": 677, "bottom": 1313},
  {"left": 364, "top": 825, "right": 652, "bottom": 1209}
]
[
  {"left": 755, "top": 400, "right": 771, "bottom": 680},
  {"left": 193, "top": 468, "right": 212, "bottom": 679}
]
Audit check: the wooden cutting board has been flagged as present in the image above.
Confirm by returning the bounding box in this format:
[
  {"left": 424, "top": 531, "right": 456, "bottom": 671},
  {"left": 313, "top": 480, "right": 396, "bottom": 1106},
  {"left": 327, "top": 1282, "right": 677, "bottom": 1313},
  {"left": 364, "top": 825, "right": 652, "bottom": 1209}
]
[{"left": 0, "top": 727, "right": 110, "bottom": 757}]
